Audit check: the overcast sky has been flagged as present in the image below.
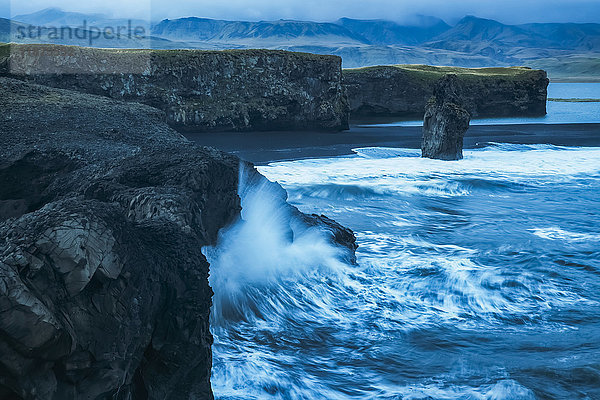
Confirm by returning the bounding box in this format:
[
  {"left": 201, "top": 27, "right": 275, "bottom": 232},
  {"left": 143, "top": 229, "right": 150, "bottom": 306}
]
[{"left": 4, "top": 0, "right": 600, "bottom": 24}]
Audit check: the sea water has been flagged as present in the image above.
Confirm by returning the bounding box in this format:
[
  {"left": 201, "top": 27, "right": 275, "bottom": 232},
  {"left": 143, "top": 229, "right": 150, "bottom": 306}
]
[
  {"left": 206, "top": 144, "right": 600, "bottom": 399},
  {"left": 360, "top": 83, "right": 600, "bottom": 127},
  {"left": 205, "top": 80, "right": 600, "bottom": 399}
]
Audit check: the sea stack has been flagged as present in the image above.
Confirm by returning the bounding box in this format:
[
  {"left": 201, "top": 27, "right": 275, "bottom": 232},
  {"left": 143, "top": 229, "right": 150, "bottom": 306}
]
[{"left": 421, "top": 74, "right": 471, "bottom": 160}]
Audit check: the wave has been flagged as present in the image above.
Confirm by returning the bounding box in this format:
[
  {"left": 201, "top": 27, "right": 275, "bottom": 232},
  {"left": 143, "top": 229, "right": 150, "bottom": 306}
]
[
  {"left": 203, "top": 164, "right": 348, "bottom": 324},
  {"left": 352, "top": 143, "right": 572, "bottom": 157},
  {"left": 285, "top": 178, "right": 528, "bottom": 201},
  {"left": 474, "top": 142, "right": 572, "bottom": 152},
  {"left": 374, "top": 379, "right": 535, "bottom": 400},
  {"left": 290, "top": 183, "right": 389, "bottom": 200},
  {"left": 287, "top": 181, "right": 469, "bottom": 200},
  {"left": 209, "top": 148, "right": 600, "bottom": 399},
  {"left": 353, "top": 147, "right": 421, "bottom": 159},
  {"left": 259, "top": 146, "right": 600, "bottom": 194},
  {"left": 530, "top": 227, "right": 600, "bottom": 243},
  {"left": 212, "top": 372, "right": 535, "bottom": 400}
]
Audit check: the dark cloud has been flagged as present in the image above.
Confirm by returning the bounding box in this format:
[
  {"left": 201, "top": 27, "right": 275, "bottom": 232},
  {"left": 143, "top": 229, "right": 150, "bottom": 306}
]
[{"left": 7, "top": 0, "right": 600, "bottom": 24}]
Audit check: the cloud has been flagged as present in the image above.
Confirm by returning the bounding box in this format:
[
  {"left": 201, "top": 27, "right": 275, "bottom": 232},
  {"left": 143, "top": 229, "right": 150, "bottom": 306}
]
[{"left": 6, "top": 0, "right": 600, "bottom": 24}]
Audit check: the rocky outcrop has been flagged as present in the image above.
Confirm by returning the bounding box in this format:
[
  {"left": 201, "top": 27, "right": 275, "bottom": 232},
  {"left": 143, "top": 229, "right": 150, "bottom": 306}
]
[
  {"left": 343, "top": 64, "right": 549, "bottom": 119},
  {"left": 0, "top": 77, "right": 356, "bottom": 399},
  {"left": 296, "top": 213, "right": 358, "bottom": 265},
  {"left": 421, "top": 74, "right": 471, "bottom": 160},
  {"left": 0, "top": 43, "right": 349, "bottom": 132}
]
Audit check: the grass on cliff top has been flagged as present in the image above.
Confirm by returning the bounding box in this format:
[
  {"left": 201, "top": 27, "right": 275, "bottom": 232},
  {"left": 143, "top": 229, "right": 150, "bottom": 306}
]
[
  {"left": 152, "top": 47, "right": 339, "bottom": 61},
  {"left": 0, "top": 42, "right": 339, "bottom": 62},
  {"left": 344, "top": 64, "right": 541, "bottom": 81}
]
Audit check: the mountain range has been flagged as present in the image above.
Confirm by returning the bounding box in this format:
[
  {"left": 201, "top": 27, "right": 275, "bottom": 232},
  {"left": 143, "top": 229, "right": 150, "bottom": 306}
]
[
  {"left": 2, "top": 8, "right": 600, "bottom": 80},
  {"left": 12, "top": 7, "right": 148, "bottom": 31}
]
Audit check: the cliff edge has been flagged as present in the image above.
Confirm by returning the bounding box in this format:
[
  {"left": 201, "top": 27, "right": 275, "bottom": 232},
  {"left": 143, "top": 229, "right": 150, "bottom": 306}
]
[
  {"left": 344, "top": 64, "right": 549, "bottom": 119},
  {"left": 0, "top": 77, "right": 356, "bottom": 399},
  {"left": 0, "top": 43, "right": 350, "bottom": 132}
]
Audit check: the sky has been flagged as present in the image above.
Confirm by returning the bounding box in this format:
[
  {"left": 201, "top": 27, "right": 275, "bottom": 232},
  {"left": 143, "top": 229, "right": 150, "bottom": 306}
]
[{"left": 3, "top": 0, "right": 600, "bottom": 24}]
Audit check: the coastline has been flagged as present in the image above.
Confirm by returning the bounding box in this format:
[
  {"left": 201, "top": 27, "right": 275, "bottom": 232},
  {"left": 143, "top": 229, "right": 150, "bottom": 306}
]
[
  {"left": 184, "top": 122, "right": 600, "bottom": 165},
  {"left": 549, "top": 79, "right": 600, "bottom": 83}
]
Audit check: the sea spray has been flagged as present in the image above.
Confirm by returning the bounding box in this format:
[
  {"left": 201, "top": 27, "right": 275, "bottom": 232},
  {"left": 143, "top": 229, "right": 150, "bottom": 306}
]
[{"left": 203, "top": 163, "right": 348, "bottom": 325}]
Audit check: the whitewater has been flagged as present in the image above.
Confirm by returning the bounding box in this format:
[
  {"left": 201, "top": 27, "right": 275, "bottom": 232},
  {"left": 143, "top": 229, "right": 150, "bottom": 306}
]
[{"left": 205, "top": 143, "right": 600, "bottom": 399}]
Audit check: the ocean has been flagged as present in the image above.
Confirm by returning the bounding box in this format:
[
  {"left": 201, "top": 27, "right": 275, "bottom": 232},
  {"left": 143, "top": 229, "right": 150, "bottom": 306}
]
[
  {"left": 361, "top": 83, "right": 600, "bottom": 127},
  {"left": 204, "top": 84, "right": 600, "bottom": 399}
]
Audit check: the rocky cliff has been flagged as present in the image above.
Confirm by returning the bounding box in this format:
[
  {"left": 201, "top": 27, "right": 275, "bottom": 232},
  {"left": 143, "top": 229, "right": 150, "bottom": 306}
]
[
  {"left": 0, "top": 43, "right": 349, "bottom": 132},
  {"left": 344, "top": 64, "right": 549, "bottom": 119},
  {"left": 0, "top": 77, "right": 356, "bottom": 399}
]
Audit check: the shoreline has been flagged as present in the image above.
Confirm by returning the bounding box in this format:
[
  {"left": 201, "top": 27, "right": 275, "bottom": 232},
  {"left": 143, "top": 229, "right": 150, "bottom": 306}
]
[
  {"left": 549, "top": 79, "right": 600, "bottom": 83},
  {"left": 184, "top": 122, "right": 600, "bottom": 165}
]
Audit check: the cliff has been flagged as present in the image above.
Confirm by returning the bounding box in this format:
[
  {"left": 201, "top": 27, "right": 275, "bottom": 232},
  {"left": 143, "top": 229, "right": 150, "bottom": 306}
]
[
  {"left": 0, "top": 77, "right": 356, "bottom": 399},
  {"left": 0, "top": 43, "right": 349, "bottom": 132},
  {"left": 343, "top": 64, "right": 549, "bottom": 119}
]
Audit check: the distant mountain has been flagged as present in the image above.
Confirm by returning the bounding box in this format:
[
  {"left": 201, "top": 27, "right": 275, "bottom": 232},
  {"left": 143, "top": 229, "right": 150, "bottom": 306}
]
[
  {"left": 151, "top": 18, "right": 368, "bottom": 46},
  {"left": 14, "top": 7, "right": 107, "bottom": 26},
  {"left": 150, "top": 16, "right": 452, "bottom": 47},
  {"left": 0, "top": 16, "right": 162, "bottom": 49},
  {"left": 12, "top": 7, "right": 148, "bottom": 30},
  {"left": 12, "top": 10, "right": 600, "bottom": 54},
  {"left": 0, "top": 18, "right": 11, "bottom": 42},
  {"left": 0, "top": 17, "right": 27, "bottom": 43},
  {"left": 432, "top": 16, "right": 533, "bottom": 42},
  {"left": 336, "top": 16, "right": 450, "bottom": 45},
  {"left": 423, "top": 16, "right": 547, "bottom": 58},
  {"left": 4, "top": 9, "right": 600, "bottom": 79},
  {"left": 150, "top": 14, "right": 600, "bottom": 57},
  {"left": 425, "top": 16, "right": 600, "bottom": 54},
  {"left": 518, "top": 22, "right": 600, "bottom": 51}
]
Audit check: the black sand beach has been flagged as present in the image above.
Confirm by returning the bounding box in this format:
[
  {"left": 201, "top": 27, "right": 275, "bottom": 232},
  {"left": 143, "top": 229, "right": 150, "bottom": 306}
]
[{"left": 184, "top": 122, "right": 600, "bottom": 164}]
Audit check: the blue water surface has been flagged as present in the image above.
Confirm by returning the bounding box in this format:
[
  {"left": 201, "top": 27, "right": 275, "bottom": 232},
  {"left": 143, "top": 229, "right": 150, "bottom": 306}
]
[
  {"left": 361, "top": 83, "right": 600, "bottom": 127},
  {"left": 206, "top": 84, "right": 600, "bottom": 400}
]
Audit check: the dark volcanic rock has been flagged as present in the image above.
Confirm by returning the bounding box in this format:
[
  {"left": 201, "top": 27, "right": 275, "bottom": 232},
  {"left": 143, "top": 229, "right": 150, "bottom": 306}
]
[
  {"left": 0, "top": 77, "right": 356, "bottom": 399},
  {"left": 1, "top": 43, "right": 349, "bottom": 132},
  {"left": 421, "top": 74, "right": 471, "bottom": 160},
  {"left": 296, "top": 213, "right": 358, "bottom": 265},
  {"left": 343, "top": 65, "right": 549, "bottom": 119}
]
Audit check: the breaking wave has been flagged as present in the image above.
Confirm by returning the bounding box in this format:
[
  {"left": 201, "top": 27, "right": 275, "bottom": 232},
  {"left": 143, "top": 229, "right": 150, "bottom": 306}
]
[{"left": 207, "top": 145, "right": 600, "bottom": 399}]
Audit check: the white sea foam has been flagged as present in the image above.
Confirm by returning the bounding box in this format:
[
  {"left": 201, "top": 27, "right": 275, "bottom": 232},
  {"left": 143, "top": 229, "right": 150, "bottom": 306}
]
[
  {"left": 203, "top": 164, "right": 347, "bottom": 324},
  {"left": 374, "top": 379, "right": 535, "bottom": 400},
  {"left": 354, "top": 147, "right": 421, "bottom": 159},
  {"left": 530, "top": 227, "right": 600, "bottom": 243},
  {"left": 209, "top": 145, "right": 600, "bottom": 399},
  {"left": 258, "top": 144, "right": 600, "bottom": 200}
]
